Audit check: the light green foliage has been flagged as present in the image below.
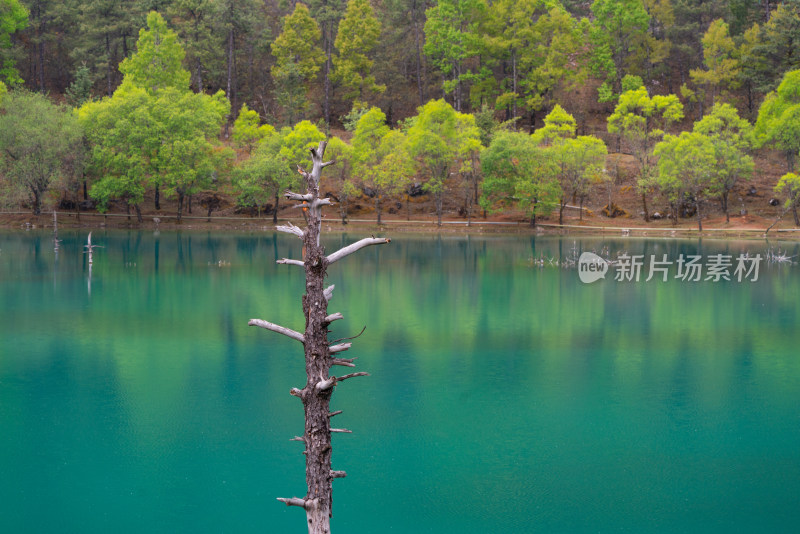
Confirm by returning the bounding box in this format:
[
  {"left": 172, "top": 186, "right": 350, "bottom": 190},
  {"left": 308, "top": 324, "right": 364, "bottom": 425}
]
[
  {"left": 323, "top": 135, "right": 357, "bottom": 223},
  {"left": 232, "top": 129, "right": 296, "bottom": 220},
  {"left": 608, "top": 84, "right": 683, "bottom": 219},
  {"left": 689, "top": 19, "right": 739, "bottom": 105},
  {"left": 233, "top": 103, "right": 275, "bottom": 152},
  {"left": 654, "top": 131, "right": 717, "bottom": 229},
  {"left": 423, "top": 0, "right": 488, "bottom": 111},
  {"left": 0, "top": 0, "right": 28, "bottom": 85},
  {"left": 406, "top": 99, "right": 482, "bottom": 225},
  {"left": 78, "top": 83, "right": 150, "bottom": 212},
  {"left": 693, "top": 103, "right": 753, "bottom": 221},
  {"left": 0, "top": 90, "right": 83, "bottom": 215},
  {"left": 352, "top": 107, "right": 390, "bottom": 168},
  {"left": 80, "top": 81, "right": 231, "bottom": 218},
  {"left": 607, "top": 85, "right": 683, "bottom": 168},
  {"left": 554, "top": 136, "right": 608, "bottom": 219},
  {"left": 79, "top": 16, "right": 230, "bottom": 220},
  {"left": 754, "top": 69, "right": 800, "bottom": 172},
  {"left": 279, "top": 119, "right": 326, "bottom": 172},
  {"left": 341, "top": 101, "right": 369, "bottom": 132},
  {"left": 333, "top": 0, "right": 385, "bottom": 103},
  {"left": 590, "top": 0, "right": 650, "bottom": 101},
  {"left": 531, "top": 104, "right": 577, "bottom": 146},
  {"left": 774, "top": 172, "right": 800, "bottom": 225},
  {"left": 745, "top": 3, "right": 800, "bottom": 95},
  {"left": 533, "top": 105, "right": 607, "bottom": 223},
  {"left": 352, "top": 107, "right": 412, "bottom": 222},
  {"left": 118, "top": 12, "right": 191, "bottom": 93},
  {"left": 271, "top": 3, "right": 323, "bottom": 123},
  {"left": 488, "top": 0, "right": 587, "bottom": 117},
  {"left": 621, "top": 74, "right": 644, "bottom": 93},
  {"left": 0, "top": 79, "right": 6, "bottom": 103},
  {"left": 480, "top": 130, "right": 560, "bottom": 224}
]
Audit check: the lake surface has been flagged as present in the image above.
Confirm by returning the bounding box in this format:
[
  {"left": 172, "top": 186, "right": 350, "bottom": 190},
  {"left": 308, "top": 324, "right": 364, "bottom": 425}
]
[{"left": 1, "top": 230, "right": 799, "bottom": 533}]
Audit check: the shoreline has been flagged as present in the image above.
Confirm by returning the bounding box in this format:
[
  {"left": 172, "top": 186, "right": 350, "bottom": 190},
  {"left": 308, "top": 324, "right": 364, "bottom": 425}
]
[{"left": 3, "top": 210, "right": 800, "bottom": 241}]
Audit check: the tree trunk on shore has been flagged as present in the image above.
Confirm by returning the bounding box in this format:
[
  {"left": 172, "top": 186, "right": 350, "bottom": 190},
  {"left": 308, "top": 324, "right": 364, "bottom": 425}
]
[{"left": 249, "top": 141, "right": 389, "bottom": 534}]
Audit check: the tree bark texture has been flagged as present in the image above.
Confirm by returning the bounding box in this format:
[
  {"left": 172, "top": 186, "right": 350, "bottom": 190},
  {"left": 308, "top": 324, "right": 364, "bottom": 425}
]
[{"left": 249, "top": 141, "right": 389, "bottom": 534}]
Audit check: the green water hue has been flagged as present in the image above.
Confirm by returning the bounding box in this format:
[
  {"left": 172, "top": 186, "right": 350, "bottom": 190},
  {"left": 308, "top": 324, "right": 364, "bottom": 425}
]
[{"left": 1, "top": 230, "right": 799, "bottom": 532}]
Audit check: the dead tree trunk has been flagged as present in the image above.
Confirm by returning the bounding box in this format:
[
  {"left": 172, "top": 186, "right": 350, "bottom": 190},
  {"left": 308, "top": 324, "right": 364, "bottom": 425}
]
[{"left": 248, "top": 141, "right": 389, "bottom": 534}]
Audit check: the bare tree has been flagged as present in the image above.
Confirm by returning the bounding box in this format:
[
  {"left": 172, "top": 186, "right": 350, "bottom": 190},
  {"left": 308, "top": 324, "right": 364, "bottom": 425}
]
[{"left": 248, "top": 141, "right": 389, "bottom": 534}]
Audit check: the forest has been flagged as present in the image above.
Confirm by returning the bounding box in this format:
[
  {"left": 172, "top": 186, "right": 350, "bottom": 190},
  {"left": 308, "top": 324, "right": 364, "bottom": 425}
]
[{"left": 1, "top": 0, "right": 800, "bottom": 228}]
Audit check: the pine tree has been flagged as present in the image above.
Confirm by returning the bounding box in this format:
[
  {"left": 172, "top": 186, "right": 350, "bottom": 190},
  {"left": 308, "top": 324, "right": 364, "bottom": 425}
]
[
  {"left": 271, "top": 3, "right": 324, "bottom": 124},
  {"left": 332, "top": 0, "right": 384, "bottom": 104}
]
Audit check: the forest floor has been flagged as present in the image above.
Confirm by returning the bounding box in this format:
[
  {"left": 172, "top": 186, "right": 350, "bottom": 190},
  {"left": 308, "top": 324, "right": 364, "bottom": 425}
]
[{"left": 2, "top": 149, "right": 799, "bottom": 239}]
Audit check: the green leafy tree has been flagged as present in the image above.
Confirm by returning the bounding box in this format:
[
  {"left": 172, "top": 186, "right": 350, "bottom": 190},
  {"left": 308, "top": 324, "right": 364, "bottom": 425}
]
[
  {"left": 118, "top": 11, "right": 191, "bottom": 93},
  {"left": 0, "top": 90, "right": 83, "bottom": 215},
  {"left": 689, "top": 19, "right": 740, "bottom": 108},
  {"left": 666, "top": 0, "right": 728, "bottom": 96},
  {"left": 653, "top": 130, "right": 717, "bottom": 230},
  {"left": 168, "top": 0, "right": 221, "bottom": 93},
  {"left": 480, "top": 129, "right": 560, "bottom": 226},
  {"left": 72, "top": 0, "right": 143, "bottom": 97},
  {"left": 774, "top": 171, "right": 800, "bottom": 226},
  {"left": 323, "top": 135, "right": 357, "bottom": 224},
  {"left": 271, "top": 3, "right": 324, "bottom": 124},
  {"left": 333, "top": 0, "right": 385, "bottom": 104},
  {"left": 487, "top": 0, "right": 587, "bottom": 125},
  {"left": 79, "top": 12, "right": 230, "bottom": 222},
  {"left": 306, "top": 0, "right": 348, "bottom": 125},
  {"left": 607, "top": 84, "right": 684, "bottom": 220},
  {"left": 280, "top": 119, "right": 327, "bottom": 172},
  {"left": 745, "top": 3, "right": 800, "bottom": 95},
  {"left": 533, "top": 105, "right": 608, "bottom": 224},
  {"left": 232, "top": 129, "right": 296, "bottom": 221},
  {"left": 590, "top": 0, "right": 651, "bottom": 101},
  {"left": 754, "top": 69, "right": 800, "bottom": 172},
  {"left": 693, "top": 102, "right": 754, "bottom": 222},
  {"left": 66, "top": 64, "right": 94, "bottom": 107},
  {"left": 233, "top": 103, "right": 275, "bottom": 153},
  {"left": 352, "top": 107, "right": 411, "bottom": 223},
  {"left": 0, "top": 0, "right": 28, "bottom": 85},
  {"left": 406, "top": 98, "right": 482, "bottom": 225},
  {"left": 554, "top": 136, "right": 608, "bottom": 224},
  {"left": 423, "top": 0, "right": 487, "bottom": 111},
  {"left": 736, "top": 22, "right": 763, "bottom": 119},
  {"left": 531, "top": 103, "right": 577, "bottom": 146}
]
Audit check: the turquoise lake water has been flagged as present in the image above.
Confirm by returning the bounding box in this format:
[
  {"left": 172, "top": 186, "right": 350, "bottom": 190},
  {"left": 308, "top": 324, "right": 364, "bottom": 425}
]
[{"left": 1, "top": 230, "right": 799, "bottom": 532}]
